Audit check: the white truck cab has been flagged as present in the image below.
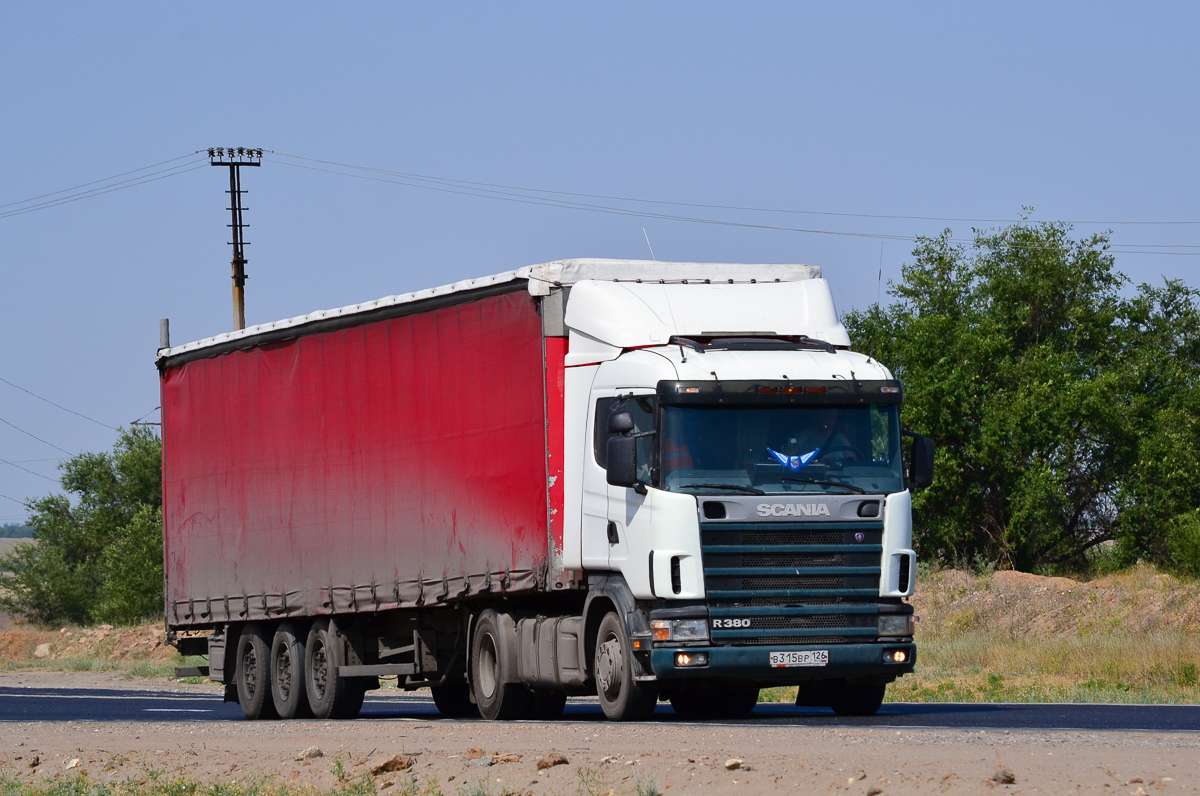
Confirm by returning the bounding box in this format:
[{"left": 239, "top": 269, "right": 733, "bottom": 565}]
[{"left": 534, "top": 260, "right": 933, "bottom": 718}]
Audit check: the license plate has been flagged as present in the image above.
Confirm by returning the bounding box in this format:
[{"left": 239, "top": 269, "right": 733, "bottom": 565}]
[{"left": 770, "top": 649, "right": 828, "bottom": 668}]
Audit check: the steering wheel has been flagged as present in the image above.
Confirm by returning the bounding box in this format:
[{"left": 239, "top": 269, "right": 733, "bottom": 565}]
[{"left": 814, "top": 445, "right": 867, "bottom": 463}]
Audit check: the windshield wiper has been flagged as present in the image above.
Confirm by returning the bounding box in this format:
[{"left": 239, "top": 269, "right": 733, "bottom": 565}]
[
  {"left": 678, "top": 483, "right": 766, "bottom": 495},
  {"left": 777, "top": 476, "right": 866, "bottom": 495}
]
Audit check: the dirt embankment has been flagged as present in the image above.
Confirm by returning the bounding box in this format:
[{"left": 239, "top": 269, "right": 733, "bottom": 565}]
[
  {"left": 0, "top": 622, "right": 175, "bottom": 667},
  {"left": 914, "top": 565, "right": 1200, "bottom": 640}
]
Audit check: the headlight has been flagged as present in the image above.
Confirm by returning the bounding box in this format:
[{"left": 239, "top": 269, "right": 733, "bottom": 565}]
[
  {"left": 651, "top": 618, "right": 709, "bottom": 642},
  {"left": 878, "top": 614, "right": 915, "bottom": 637}
]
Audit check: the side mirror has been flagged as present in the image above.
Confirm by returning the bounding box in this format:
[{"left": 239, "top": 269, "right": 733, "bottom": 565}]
[
  {"left": 608, "top": 411, "right": 634, "bottom": 434},
  {"left": 606, "top": 435, "right": 638, "bottom": 488},
  {"left": 902, "top": 432, "right": 935, "bottom": 490}
]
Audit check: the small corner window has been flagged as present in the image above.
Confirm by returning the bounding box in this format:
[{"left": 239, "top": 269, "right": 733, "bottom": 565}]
[{"left": 593, "top": 395, "right": 656, "bottom": 468}]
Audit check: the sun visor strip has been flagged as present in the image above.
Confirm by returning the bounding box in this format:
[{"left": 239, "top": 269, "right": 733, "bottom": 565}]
[{"left": 656, "top": 380, "right": 903, "bottom": 406}]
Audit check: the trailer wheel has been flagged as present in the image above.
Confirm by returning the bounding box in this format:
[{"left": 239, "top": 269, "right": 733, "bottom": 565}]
[
  {"left": 304, "top": 619, "right": 360, "bottom": 720},
  {"left": 470, "top": 610, "right": 531, "bottom": 720},
  {"left": 593, "top": 612, "right": 657, "bottom": 721},
  {"left": 829, "top": 682, "right": 886, "bottom": 716},
  {"left": 431, "top": 683, "right": 479, "bottom": 718},
  {"left": 334, "top": 681, "right": 367, "bottom": 720},
  {"left": 270, "top": 622, "right": 312, "bottom": 719},
  {"left": 235, "top": 624, "right": 278, "bottom": 720}
]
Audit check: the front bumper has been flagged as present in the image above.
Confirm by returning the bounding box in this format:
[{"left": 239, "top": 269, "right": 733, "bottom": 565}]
[{"left": 649, "top": 642, "right": 916, "bottom": 682}]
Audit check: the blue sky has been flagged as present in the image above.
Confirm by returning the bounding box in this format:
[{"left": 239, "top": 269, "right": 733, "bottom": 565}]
[{"left": 1, "top": 3, "right": 1197, "bottom": 519}]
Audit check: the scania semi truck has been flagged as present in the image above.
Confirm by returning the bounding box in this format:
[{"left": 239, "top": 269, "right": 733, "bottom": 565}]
[{"left": 158, "top": 259, "right": 933, "bottom": 721}]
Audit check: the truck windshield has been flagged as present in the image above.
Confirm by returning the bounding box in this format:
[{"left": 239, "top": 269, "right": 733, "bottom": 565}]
[{"left": 661, "top": 404, "right": 903, "bottom": 496}]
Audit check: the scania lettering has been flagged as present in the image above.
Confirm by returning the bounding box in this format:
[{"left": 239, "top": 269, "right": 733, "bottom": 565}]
[
  {"left": 158, "top": 259, "right": 934, "bottom": 721},
  {"left": 757, "top": 503, "right": 833, "bottom": 517}
]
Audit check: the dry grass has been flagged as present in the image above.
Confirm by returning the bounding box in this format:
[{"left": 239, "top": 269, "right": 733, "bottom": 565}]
[
  {"left": 763, "top": 563, "right": 1200, "bottom": 704},
  {"left": 0, "top": 773, "right": 415, "bottom": 796},
  {"left": 891, "top": 563, "right": 1200, "bottom": 703}
]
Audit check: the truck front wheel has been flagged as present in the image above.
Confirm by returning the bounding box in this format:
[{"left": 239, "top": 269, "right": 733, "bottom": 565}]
[
  {"left": 829, "top": 682, "right": 886, "bottom": 716},
  {"left": 304, "top": 619, "right": 361, "bottom": 719},
  {"left": 431, "top": 683, "right": 479, "bottom": 718},
  {"left": 235, "top": 624, "right": 278, "bottom": 720},
  {"left": 594, "top": 612, "right": 657, "bottom": 721},
  {"left": 529, "top": 691, "right": 567, "bottom": 719},
  {"left": 669, "top": 686, "right": 758, "bottom": 720},
  {"left": 470, "top": 610, "right": 531, "bottom": 720}
]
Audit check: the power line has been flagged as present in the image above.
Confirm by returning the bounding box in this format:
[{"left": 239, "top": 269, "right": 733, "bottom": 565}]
[
  {"left": 273, "top": 157, "right": 924, "bottom": 244},
  {"left": 269, "top": 150, "right": 1200, "bottom": 228},
  {"left": 0, "top": 493, "right": 27, "bottom": 506},
  {"left": 0, "top": 417, "right": 74, "bottom": 455},
  {"left": 0, "top": 377, "right": 118, "bottom": 430},
  {"left": 0, "top": 160, "right": 208, "bottom": 220},
  {"left": 0, "top": 152, "right": 200, "bottom": 211},
  {"left": 269, "top": 156, "right": 1200, "bottom": 257},
  {"left": 131, "top": 406, "right": 160, "bottom": 425},
  {"left": 0, "top": 457, "right": 58, "bottom": 483}
]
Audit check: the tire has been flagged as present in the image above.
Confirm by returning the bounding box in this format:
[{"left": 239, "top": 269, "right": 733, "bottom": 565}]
[
  {"left": 668, "top": 691, "right": 716, "bottom": 720},
  {"left": 270, "top": 622, "right": 312, "bottom": 719},
  {"left": 668, "top": 686, "right": 757, "bottom": 720},
  {"left": 431, "top": 683, "right": 479, "bottom": 718},
  {"left": 593, "top": 612, "right": 657, "bottom": 721},
  {"left": 304, "top": 619, "right": 360, "bottom": 720},
  {"left": 830, "top": 682, "right": 886, "bottom": 716},
  {"left": 715, "top": 687, "right": 759, "bottom": 719},
  {"left": 529, "top": 691, "right": 568, "bottom": 720},
  {"left": 335, "top": 680, "right": 367, "bottom": 719},
  {"left": 470, "top": 610, "right": 532, "bottom": 720},
  {"left": 235, "top": 624, "right": 278, "bottom": 720}
]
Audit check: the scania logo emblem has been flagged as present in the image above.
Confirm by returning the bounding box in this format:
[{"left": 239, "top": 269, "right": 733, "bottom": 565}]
[
  {"left": 756, "top": 503, "right": 832, "bottom": 517},
  {"left": 855, "top": 532, "right": 865, "bottom": 542}
]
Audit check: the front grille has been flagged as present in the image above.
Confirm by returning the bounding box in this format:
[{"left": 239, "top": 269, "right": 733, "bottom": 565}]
[
  {"left": 702, "top": 520, "right": 883, "bottom": 646},
  {"left": 740, "top": 575, "right": 845, "bottom": 590},
  {"left": 752, "top": 635, "right": 845, "bottom": 645},
  {"left": 752, "top": 614, "right": 850, "bottom": 630},
  {"left": 741, "top": 553, "right": 842, "bottom": 567},
  {"left": 741, "top": 530, "right": 844, "bottom": 545},
  {"left": 744, "top": 596, "right": 843, "bottom": 607}
]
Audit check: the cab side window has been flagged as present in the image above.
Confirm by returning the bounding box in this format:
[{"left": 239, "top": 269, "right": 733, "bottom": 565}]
[{"left": 593, "top": 396, "right": 656, "bottom": 468}]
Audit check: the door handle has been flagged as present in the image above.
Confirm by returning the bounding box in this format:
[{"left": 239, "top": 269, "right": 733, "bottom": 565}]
[{"left": 607, "top": 521, "right": 620, "bottom": 545}]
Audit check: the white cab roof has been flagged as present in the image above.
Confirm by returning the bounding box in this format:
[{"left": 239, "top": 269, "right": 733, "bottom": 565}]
[
  {"left": 564, "top": 278, "right": 851, "bottom": 350},
  {"left": 159, "top": 258, "right": 842, "bottom": 359}
]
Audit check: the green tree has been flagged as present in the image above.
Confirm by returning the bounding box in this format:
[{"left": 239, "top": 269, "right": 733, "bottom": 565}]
[
  {"left": 846, "top": 222, "right": 1200, "bottom": 573},
  {"left": 0, "top": 426, "right": 163, "bottom": 625}
]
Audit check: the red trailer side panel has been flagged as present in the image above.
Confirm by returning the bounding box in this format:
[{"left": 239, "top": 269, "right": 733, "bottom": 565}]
[
  {"left": 543, "top": 336, "right": 567, "bottom": 585},
  {"left": 161, "top": 291, "right": 549, "bottom": 627}
]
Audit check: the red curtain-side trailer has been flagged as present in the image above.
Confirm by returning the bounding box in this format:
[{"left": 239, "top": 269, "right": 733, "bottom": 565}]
[{"left": 160, "top": 286, "right": 567, "bottom": 630}]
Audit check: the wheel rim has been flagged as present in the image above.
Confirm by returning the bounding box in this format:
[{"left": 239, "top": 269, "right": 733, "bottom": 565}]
[
  {"left": 595, "top": 631, "right": 623, "bottom": 703},
  {"left": 275, "top": 643, "right": 292, "bottom": 702},
  {"left": 242, "top": 646, "right": 258, "bottom": 698},
  {"left": 311, "top": 640, "right": 329, "bottom": 701},
  {"left": 477, "top": 633, "right": 498, "bottom": 699}
]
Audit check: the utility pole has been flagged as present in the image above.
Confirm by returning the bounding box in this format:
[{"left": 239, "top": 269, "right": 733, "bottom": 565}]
[{"left": 208, "top": 147, "right": 262, "bottom": 331}]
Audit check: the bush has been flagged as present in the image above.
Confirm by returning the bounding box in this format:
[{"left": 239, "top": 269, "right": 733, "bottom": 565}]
[
  {"left": 0, "top": 427, "right": 162, "bottom": 626},
  {"left": 1166, "top": 511, "right": 1200, "bottom": 578},
  {"left": 845, "top": 222, "right": 1200, "bottom": 573}
]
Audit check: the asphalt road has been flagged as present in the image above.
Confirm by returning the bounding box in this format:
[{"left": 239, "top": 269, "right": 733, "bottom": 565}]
[{"left": 2, "top": 686, "right": 1199, "bottom": 731}]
